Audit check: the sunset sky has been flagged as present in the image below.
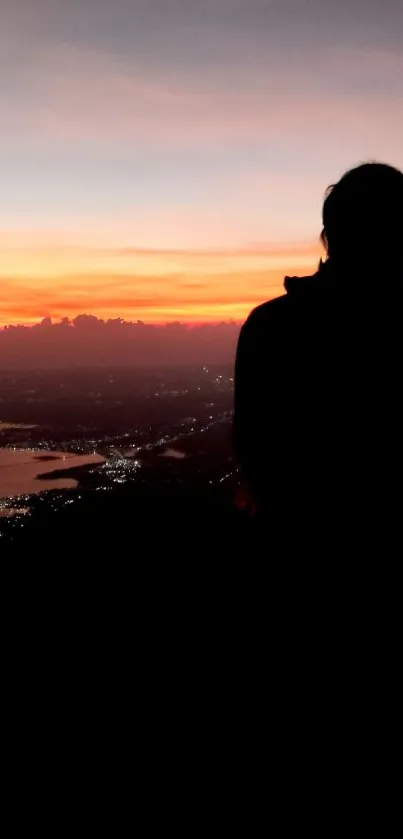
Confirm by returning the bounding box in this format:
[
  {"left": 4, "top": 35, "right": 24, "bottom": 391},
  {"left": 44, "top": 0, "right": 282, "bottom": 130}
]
[{"left": 1, "top": 0, "right": 403, "bottom": 325}]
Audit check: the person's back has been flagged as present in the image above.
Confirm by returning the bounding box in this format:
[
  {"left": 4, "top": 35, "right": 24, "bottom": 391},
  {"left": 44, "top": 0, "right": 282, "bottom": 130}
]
[{"left": 234, "top": 163, "right": 403, "bottom": 546}]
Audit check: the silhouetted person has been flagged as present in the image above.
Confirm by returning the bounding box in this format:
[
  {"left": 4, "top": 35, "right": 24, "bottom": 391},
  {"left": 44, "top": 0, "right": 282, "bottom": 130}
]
[{"left": 234, "top": 162, "right": 403, "bottom": 547}]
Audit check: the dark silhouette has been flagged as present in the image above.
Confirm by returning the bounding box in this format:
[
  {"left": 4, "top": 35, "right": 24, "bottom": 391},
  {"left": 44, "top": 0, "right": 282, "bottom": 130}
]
[{"left": 234, "top": 162, "right": 403, "bottom": 545}]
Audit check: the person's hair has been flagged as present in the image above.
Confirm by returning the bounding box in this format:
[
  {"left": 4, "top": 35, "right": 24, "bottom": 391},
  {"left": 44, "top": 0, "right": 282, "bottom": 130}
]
[{"left": 320, "top": 162, "right": 403, "bottom": 268}]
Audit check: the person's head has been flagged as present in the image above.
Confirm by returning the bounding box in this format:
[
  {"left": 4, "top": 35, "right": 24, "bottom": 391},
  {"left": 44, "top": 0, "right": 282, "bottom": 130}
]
[{"left": 321, "top": 162, "right": 403, "bottom": 271}]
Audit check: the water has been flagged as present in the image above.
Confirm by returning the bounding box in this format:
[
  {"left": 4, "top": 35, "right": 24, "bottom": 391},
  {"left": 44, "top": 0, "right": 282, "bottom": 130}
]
[
  {"left": 159, "top": 448, "right": 186, "bottom": 459},
  {"left": 0, "top": 449, "right": 104, "bottom": 500}
]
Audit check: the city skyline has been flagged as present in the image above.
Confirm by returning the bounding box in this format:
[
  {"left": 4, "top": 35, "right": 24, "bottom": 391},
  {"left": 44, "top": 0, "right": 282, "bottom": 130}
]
[{"left": 1, "top": 0, "right": 403, "bottom": 324}]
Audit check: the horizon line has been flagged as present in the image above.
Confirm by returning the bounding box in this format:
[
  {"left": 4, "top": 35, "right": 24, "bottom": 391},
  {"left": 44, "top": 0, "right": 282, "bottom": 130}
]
[{"left": 0, "top": 313, "right": 246, "bottom": 330}]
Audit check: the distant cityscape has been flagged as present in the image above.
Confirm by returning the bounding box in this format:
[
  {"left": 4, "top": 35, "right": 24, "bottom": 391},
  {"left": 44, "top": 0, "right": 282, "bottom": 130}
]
[{"left": 0, "top": 365, "right": 237, "bottom": 544}]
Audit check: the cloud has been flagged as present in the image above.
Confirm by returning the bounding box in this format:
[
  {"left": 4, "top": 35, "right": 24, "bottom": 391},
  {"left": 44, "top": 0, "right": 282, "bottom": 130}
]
[
  {"left": 1, "top": 38, "right": 403, "bottom": 157},
  {"left": 0, "top": 313, "right": 242, "bottom": 368}
]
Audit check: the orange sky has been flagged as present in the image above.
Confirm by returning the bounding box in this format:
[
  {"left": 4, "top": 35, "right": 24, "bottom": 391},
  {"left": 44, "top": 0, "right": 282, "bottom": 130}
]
[{"left": 0, "top": 240, "right": 321, "bottom": 325}]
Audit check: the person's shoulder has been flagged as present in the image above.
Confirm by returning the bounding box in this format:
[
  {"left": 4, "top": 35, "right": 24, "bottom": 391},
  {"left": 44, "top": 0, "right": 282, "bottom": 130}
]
[
  {"left": 243, "top": 271, "right": 322, "bottom": 330},
  {"left": 250, "top": 295, "right": 290, "bottom": 321},
  {"left": 241, "top": 295, "right": 290, "bottom": 339}
]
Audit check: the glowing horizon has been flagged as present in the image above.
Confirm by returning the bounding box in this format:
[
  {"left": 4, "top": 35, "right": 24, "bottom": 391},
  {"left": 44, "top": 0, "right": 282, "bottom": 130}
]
[{"left": 0, "top": 240, "right": 322, "bottom": 326}]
